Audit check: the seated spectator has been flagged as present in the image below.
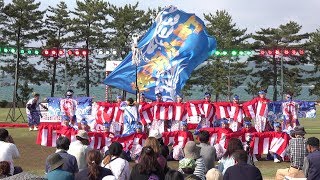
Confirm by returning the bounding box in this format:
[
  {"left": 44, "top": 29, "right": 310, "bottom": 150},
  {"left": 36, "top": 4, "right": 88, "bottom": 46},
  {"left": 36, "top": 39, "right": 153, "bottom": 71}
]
[
  {"left": 275, "top": 126, "right": 307, "bottom": 180},
  {"left": 0, "top": 161, "right": 11, "bottom": 178},
  {"left": 164, "top": 170, "right": 183, "bottom": 180},
  {"left": 46, "top": 153, "right": 74, "bottom": 180},
  {"left": 217, "top": 138, "right": 243, "bottom": 175},
  {"left": 206, "top": 168, "right": 223, "bottom": 180},
  {"left": 223, "top": 150, "right": 262, "bottom": 180},
  {"left": 179, "top": 158, "right": 196, "bottom": 177},
  {"left": 75, "top": 149, "right": 113, "bottom": 180},
  {"left": 144, "top": 137, "right": 168, "bottom": 172},
  {"left": 197, "top": 130, "right": 216, "bottom": 170},
  {"left": 101, "top": 142, "right": 130, "bottom": 180},
  {"left": 130, "top": 146, "right": 165, "bottom": 180},
  {"left": 0, "top": 128, "right": 22, "bottom": 175},
  {"left": 45, "top": 136, "right": 79, "bottom": 174},
  {"left": 180, "top": 141, "right": 206, "bottom": 180},
  {"left": 68, "top": 130, "right": 92, "bottom": 171},
  {"left": 303, "top": 137, "right": 320, "bottom": 179},
  {"left": 149, "top": 130, "right": 170, "bottom": 161}
]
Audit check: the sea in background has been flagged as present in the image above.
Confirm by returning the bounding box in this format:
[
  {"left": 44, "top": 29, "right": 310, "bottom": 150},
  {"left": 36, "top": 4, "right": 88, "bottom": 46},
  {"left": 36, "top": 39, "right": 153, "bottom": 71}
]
[{"left": 0, "top": 84, "right": 317, "bottom": 102}]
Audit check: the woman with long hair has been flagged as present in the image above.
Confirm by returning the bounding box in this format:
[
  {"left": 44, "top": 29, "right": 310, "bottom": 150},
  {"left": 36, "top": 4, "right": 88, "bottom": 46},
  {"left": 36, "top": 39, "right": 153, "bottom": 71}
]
[
  {"left": 101, "top": 142, "right": 130, "bottom": 180},
  {"left": 144, "top": 137, "right": 168, "bottom": 172},
  {"left": 217, "top": 138, "right": 244, "bottom": 174},
  {"left": 130, "top": 146, "right": 165, "bottom": 180},
  {"left": 75, "top": 150, "right": 113, "bottom": 180}
]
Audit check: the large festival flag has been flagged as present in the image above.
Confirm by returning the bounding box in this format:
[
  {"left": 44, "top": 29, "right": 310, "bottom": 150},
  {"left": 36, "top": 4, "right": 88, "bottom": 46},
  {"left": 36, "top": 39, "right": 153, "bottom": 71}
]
[{"left": 104, "top": 6, "right": 217, "bottom": 101}]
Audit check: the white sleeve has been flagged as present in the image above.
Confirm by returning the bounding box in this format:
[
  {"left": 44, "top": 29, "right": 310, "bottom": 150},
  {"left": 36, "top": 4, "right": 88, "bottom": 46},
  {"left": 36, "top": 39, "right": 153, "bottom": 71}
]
[{"left": 10, "top": 144, "right": 20, "bottom": 159}]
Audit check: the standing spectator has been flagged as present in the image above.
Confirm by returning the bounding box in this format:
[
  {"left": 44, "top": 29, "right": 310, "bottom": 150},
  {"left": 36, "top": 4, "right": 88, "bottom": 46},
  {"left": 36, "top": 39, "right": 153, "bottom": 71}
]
[
  {"left": 130, "top": 146, "right": 165, "bottom": 180},
  {"left": 206, "top": 168, "right": 223, "bottom": 180},
  {"left": 180, "top": 141, "right": 206, "bottom": 180},
  {"left": 275, "top": 126, "right": 307, "bottom": 180},
  {"left": 0, "top": 128, "right": 22, "bottom": 175},
  {"left": 164, "top": 170, "right": 183, "bottom": 180},
  {"left": 101, "top": 142, "right": 130, "bottom": 180},
  {"left": 68, "top": 130, "right": 92, "bottom": 171},
  {"left": 303, "top": 137, "right": 320, "bottom": 180},
  {"left": 46, "top": 153, "right": 74, "bottom": 180},
  {"left": 75, "top": 149, "right": 113, "bottom": 180},
  {"left": 45, "top": 136, "right": 79, "bottom": 174},
  {"left": 144, "top": 137, "right": 168, "bottom": 172},
  {"left": 197, "top": 130, "right": 216, "bottom": 170},
  {"left": 0, "top": 161, "right": 11, "bottom": 178},
  {"left": 217, "top": 138, "right": 243, "bottom": 175},
  {"left": 26, "top": 93, "right": 47, "bottom": 131},
  {"left": 223, "top": 150, "right": 262, "bottom": 180}
]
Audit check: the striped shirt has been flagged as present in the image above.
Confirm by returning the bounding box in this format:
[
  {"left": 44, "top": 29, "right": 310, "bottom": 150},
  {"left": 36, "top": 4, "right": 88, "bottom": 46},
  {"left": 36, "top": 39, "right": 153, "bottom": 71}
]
[{"left": 194, "top": 157, "right": 207, "bottom": 180}]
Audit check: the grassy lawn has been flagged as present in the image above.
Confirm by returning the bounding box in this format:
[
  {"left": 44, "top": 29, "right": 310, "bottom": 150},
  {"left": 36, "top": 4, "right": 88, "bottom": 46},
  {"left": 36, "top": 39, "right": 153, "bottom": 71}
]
[{"left": 1, "top": 107, "right": 319, "bottom": 179}]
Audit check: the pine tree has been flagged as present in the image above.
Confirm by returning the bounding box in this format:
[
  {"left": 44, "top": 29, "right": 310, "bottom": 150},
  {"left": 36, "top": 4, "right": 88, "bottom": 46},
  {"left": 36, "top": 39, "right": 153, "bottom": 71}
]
[
  {"left": 0, "top": 0, "right": 46, "bottom": 104},
  {"left": 250, "top": 21, "right": 309, "bottom": 100},
  {"left": 307, "top": 29, "right": 320, "bottom": 97},
  {"left": 189, "top": 10, "right": 251, "bottom": 101},
  {"left": 70, "top": 0, "right": 108, "bottom": 97},
  {"left": 44, "top": 1, "right": 71, "bottom": 97}
]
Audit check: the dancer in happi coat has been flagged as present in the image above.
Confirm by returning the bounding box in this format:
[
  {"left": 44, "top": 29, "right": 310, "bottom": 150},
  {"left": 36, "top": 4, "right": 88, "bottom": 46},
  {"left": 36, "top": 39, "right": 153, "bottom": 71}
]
[
  {"left": 282, "top": 92, "right": 299, "bottom": 131},
  {"left": 121, "top": 98, "right": 139, "bottom": 135},
  {"left": 243, "top": 90, "right": 271, "bottom": 132}
]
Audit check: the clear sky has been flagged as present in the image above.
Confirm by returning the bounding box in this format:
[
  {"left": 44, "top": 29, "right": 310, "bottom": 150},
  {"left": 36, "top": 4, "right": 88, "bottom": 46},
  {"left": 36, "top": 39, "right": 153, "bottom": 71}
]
[
  {"left": 33, "top": 0, "right": 320, "bottom": 34},
  {"left": 3, "top": 0, "right": 319, "bottom": 33}
]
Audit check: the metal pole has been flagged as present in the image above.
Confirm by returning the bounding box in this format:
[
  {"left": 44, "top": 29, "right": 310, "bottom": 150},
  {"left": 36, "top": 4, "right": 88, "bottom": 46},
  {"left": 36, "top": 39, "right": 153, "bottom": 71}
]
[
  {"left": 135, "top": 64, "right": 139, "bottom": 102},
  {"left": 281, "top": 56, "right": 284, "bottom": 101},
  {"left": 65, "top": 51, "right": 68, "bottom": 92},
  {"left": 228, "top": 59, "right": 231, "bottom": 101}
]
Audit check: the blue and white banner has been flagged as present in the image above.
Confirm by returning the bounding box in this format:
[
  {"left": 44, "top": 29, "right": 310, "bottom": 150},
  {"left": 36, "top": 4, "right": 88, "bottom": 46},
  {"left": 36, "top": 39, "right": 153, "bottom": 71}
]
[
  {"left": 47, "top": 97, "right": 92, "bottom": 117},
  {"left": 104, "top": 6, "right": 217, "bottom": 101}
]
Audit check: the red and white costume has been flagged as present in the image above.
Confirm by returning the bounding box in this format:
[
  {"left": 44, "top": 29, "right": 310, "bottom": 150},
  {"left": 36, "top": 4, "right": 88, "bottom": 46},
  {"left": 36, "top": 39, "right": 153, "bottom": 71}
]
[
  {"left": 243, "top": 97, "right": 270, "bottom": 132},
  {"left": 282, "top": 101, "right": 299, "bottom": 129}
]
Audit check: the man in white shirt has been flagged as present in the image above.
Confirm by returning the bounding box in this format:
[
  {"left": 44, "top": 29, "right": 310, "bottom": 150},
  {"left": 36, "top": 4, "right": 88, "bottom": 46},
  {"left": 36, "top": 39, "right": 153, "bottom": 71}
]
[{"left": 0, "top": 128, "right": 21, "bottom": 175}]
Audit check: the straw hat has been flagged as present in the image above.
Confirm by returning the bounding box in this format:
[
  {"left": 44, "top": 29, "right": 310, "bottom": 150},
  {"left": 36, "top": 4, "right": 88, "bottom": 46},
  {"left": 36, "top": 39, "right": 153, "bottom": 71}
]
[
  {"left": 76, "top": 130, "right": 89, "bottom": 140},
  {"left": 47, "top": 153, "right": 64, "bottom": 172}
]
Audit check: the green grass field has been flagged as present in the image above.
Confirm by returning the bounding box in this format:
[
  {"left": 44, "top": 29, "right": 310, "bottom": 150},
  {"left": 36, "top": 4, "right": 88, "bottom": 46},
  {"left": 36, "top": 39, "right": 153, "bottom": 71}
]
[{"left": 1, "top": 107, "right": 319, "bottom": 179}]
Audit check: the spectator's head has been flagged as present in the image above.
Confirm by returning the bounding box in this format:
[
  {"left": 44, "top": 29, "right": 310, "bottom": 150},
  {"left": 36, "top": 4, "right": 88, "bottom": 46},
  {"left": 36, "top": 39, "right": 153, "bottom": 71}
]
[
  {"left": 223, "top": 138, "right": 243, "bottom": 158},
  {"left": 232, "top": 150, "right": 248, "bottom": 164},
  {"left": 206, "top": 168, "right": 223, "bottom": 180},
  {"left": 87, "top": 150, "right": 103, "bottom": 180},
  {"left": 145, "top": 137, "right": 161, "bottom": 155},
  {"left": 139, "top": 146, "right": 161, "bottom": 174},
  {"left": 164, "top": 170, "right": 184, "bottom": 180},
  {"left": 0, "top": 129, "right": 9, "bottom": 142},
  {"left": 198, "top": 130, "right": 210, "bottom": 144},
  {"left": 47, "top": 153, "right": 64, "bottom": 172},
  {"left": 0, "top": 161, "right": 10, "bottom": 176},
  {"left": 306, "top": 137, "right": 320, "bottom": 153},
  {"left": 109, "top": 142, "right": 123, "bottom": 157},
  {"left": 179, "top": 158, "right": 196, "bottom": 175},
  {"left": 56, "top": 136, "right": 71, "bottom": 151},
  {"left": 184, "top": 141, "right": 201, "bottom": 159},
  {"left": 76, "top": 130, "right": 90, "bottom": 145},
  {"left": 293, "top": 126, "right": 306, "bottom": 137}
]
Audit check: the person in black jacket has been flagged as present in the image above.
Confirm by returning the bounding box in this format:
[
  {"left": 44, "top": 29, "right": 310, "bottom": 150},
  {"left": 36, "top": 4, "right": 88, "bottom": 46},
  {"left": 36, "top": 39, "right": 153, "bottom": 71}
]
[{"left": 223, "top": 150, "right": 262, "bottom": 180}]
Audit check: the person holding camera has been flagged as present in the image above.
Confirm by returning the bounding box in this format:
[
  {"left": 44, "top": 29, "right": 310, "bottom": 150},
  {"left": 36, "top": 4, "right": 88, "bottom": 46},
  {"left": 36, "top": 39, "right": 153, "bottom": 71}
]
[{"left": 0, "top": 128, "right": 22, "bottom": 175}]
